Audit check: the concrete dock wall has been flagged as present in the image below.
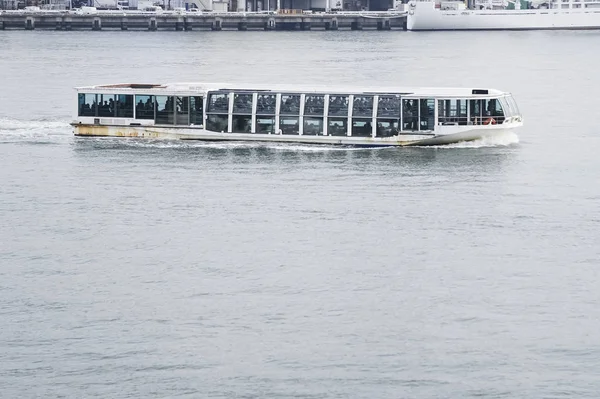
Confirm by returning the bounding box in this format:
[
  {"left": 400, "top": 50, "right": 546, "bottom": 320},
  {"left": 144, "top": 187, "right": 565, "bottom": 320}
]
[{"left": 0, "top": 11, "right": 407, "bottom": 31}]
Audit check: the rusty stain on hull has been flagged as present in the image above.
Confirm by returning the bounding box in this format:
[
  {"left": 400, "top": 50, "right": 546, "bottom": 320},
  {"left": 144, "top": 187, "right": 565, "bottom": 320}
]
[{"left": 72, "top": 124, "right": 507, "bottom": 147}]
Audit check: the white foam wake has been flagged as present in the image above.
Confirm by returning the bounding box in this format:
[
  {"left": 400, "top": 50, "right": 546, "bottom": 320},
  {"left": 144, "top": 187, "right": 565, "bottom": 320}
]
[
  {"left": 0, "top": 117, "right": 72, "bottom": 142},
  {"left": 422, "top": 131, "right": 520, "bottom": 149}
]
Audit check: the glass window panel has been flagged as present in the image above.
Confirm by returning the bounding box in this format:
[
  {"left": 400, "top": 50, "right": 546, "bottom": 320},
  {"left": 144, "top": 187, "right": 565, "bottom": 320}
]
[
  {"left": 352, "top": 96, "right": 373, "bottom": 118},
  {"left": 175, "top": 96, "right": 189, "bottom": 125},
  {"left": 190, "top": 96, "right": 204, "bottom": 126},
  {"left": 279, "top": 117, "right": 299, "bottom": 135},
  {"left": 155, "top": 96, "right": 175, "bottom": 124},
  {"left": 78, "top": 93, "right": 96, "bottom": 117},
  {"left": 97, "top": 94, "right": 115, "bottom": 117},
  {"left": 303, "top": 117, "right": 322, "bottom": 136},
  {"left": 232, "top": 115, "right": 252, "bottom": 133},
  {"left": 135, "top": 95, "right": 154, "bottom": 120},
  {"left": 256, "top": 116, "right": 275, "bottom": 134},
  {"left": 304, "top": 95, "right": 325, "bottom": 116},
  {"left": 328, "top": 117, "right": 347, "bottom": 136},
  {"left": 206, "top": 114, "right": 228, "bottom": 132},
  {"left": 469, "top": 99, "right": 484, "bottom": 124},
  {"left": 256, "top": 94, "right": 276, "bottom": 115},
  {"left": 402, "top": 99, "right": 418, "bottom": 131},
  {"left": 438, "top": 99, "right": 468, "bottom": 125},
  {"left": 376, "top": 119, "right": 399, "bottom": 137},
  {"left": 351, "top": 118, "right": 373, "bottom": 137},
  {"left": 328, "top": 95, "right": 348, "bottom": 117},
  {"left": 207, "top": 93, "right": 230, "bottom": 113},
  {"left": 419, "top": 99, "right": 435, "bottom": 131},
  {"left": 280, "top": 94, "right": 301, "bottom": 115},
  {"left": 377, "top": 95, "right": 401, "bottom": 117},
  {"left": 233, "top": 93, "right": 253, "bottom": 114},
  {"left": 116, "top": 94, "right": 134, "bottom": 118}
]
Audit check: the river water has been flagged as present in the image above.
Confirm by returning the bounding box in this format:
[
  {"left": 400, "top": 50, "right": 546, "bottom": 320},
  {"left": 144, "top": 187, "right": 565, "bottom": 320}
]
[{"left": 1, "top": 30, "right": 600, "bottom": 398}]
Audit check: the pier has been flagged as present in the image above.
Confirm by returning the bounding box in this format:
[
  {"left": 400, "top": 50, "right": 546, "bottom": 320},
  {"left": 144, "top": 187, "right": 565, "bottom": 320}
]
[{"left": 0, "top": 10, "right": 407, "bottom": 31}]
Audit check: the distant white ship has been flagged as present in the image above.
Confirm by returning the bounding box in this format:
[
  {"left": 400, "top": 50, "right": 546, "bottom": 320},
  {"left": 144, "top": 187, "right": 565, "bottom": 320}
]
[{"left": 407, "top": 0, "right": 600, "bottom": 30}]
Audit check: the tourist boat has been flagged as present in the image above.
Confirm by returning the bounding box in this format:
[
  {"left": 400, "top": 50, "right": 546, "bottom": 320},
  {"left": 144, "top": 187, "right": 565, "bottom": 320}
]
[
  {"left": 407, "top": 0, "right": 600, "bottom": 31},
  {"left": 72, "top": 82, "right": 523, "bottom": 146}
]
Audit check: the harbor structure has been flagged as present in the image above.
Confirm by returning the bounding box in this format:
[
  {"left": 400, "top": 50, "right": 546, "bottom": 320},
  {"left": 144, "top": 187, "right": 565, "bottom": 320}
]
[{"left": 0, "top": 9, "right": 406, "bottom": 30}]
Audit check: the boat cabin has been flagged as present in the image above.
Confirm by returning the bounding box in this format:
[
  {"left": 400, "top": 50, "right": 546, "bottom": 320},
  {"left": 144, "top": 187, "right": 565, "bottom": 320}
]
[{"left": 76, "top": 83, "right": 519, "bottom": 138}]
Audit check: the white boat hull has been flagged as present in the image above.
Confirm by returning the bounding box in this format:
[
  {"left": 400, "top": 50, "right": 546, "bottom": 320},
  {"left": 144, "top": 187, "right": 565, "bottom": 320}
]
[
  {"left": 407, "top": 2, "right": 600, "bottom": 30},
  {"left": 72, "top": 123, "right": 517, "bottom": 147}
]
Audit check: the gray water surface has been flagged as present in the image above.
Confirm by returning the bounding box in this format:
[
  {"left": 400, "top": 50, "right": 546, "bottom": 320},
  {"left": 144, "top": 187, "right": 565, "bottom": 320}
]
[{"left": 1, "top": 30, "right": 599, "bottom": 398}]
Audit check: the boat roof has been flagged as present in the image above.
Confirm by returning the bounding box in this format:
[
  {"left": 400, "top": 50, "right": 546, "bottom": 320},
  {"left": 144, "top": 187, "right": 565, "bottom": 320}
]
[{"left": 75, "top": 82, "right": 509, "bottom": 97}]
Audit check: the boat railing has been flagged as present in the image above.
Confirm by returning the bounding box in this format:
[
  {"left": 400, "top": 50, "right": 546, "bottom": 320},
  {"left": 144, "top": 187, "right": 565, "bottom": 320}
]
[{"left": 438, "top": 115, "right": 506, "bottom": 125}]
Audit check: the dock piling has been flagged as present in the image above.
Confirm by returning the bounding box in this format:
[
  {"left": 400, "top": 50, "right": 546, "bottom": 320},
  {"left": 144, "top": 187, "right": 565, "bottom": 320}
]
[
  {"left": 265, "top": 17, "right": 276, "bottom": 31},
  {"left": 25, "top": 16, "right": 35, "bottom": 30},
  {"left": 211, "top": 18, "right": 222, "bottom": 31},
  {"left": 325, "top": 18, "right": 338, "bottom": 30},
  {"left": 92, "top": 17, "right": 101, "bottom": 30}
]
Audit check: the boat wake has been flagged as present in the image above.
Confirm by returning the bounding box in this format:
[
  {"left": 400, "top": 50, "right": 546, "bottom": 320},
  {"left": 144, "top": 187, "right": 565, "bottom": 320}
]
[
  {"left": 417, "top": 131, "right": 520, "bottom": 149},
  {"left": 1, "top": 117, "right": 519, "bottom": 150},
  {"left": 0, "top": 117, "right": 72, "bottom": 143}
]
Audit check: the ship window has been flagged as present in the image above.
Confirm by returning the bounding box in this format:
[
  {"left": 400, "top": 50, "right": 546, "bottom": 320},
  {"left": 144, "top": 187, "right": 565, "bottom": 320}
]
[
  {"left": 507, "top": 95, "right": 520, "bottom": 115},
  {"left": 233, "top": 93, "right": 253, "bottom": 114},
  {"left": 256, "top": 116, "right": 275, "bottom": 134},
  {"left": 376, "top": 119, "right": 399, "bottom": 137},
  {"left": 304, "top": 95, "right": 325, "bottom": 116},
  {"left": 207, "top": 92, "right": 230, "bottom": 113},
  {"left": 377, "top": 95, "right": 401, "bottom": 117},
  {"left": 135, "top": 95, "right": 155, "bottom": 120},
  {"left": 484, "top": 98, "right": 505, "bottom": 123},
  {"left": 256, "top": 94, "right": 276, "bottom": 115},
  {"left": 155, "top": 96, "right": 175, "bottom": 124},
  {"left": 352, "top": 96, "right": 373, "bottom": 118},
  {"left": 280, "top": 94, "right": 301, "bottom": 115},
  {"left": 190, "top": 96, "right": 204, "bottom": 126},
  {"left": 328, "top": 95, "right": 348, "bottom": 117},
  {"left": 116, "top": 94, "right": 134, "bottom": 118},
  {"left": 280, "top": 117, "right": 299, "bottom": 135},
  {"left": 206, "top": 114, "right": 228, "bottom": 132},
  {"left": 97, "top": 94, "right": 115, "bottom": 117},
  {"left": 351, "top": 118, "right": 373, "bottom": 137},
  {"left": 438, "top": 99, "right": 468, "bottom": 125},
  {"left": 328, "top": 118, "right": 347, "bottom": 136},
  {"left": 232, "top": 115, "right": 252, "bottom": 133},
  {"left": 175, "top": 96, "right": 189, "bottom": 125},
  {"left": 303, "top": 117, "right": 322, "bottom": 136},
  {"left": 469, "top": 99, "right": 484, "bottom": 124},
  {"left": 78, "top": 93, "right": 97, "bottom": 117},
  {"left": 420, "top": 99, "right": 435, "bottom": 131},
  {"left": 402, "top": 99, "right": 418, "bottom": 131}
]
